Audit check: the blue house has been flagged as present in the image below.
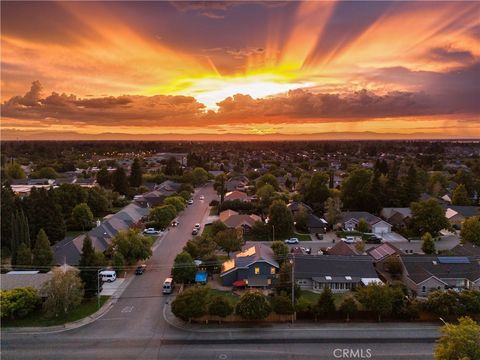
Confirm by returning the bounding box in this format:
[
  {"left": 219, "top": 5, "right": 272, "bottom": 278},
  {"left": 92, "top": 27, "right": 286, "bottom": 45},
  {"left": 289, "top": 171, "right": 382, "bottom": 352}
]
[{"left": 220, "top": 244, "right": 279, "bottom": 287}]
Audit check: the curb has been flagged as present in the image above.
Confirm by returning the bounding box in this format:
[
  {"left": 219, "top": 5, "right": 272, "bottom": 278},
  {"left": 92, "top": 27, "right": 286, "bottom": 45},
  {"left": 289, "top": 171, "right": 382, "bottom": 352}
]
[{"left": 2, "top": 275, "right": 135, "bottom": 334}]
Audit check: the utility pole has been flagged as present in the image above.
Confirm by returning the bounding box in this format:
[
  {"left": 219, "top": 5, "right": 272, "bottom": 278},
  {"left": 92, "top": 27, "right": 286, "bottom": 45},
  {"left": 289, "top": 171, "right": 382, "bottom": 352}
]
[
  {"left": 97, "top": 269, "right": 101, "bottom": 309},
  {"left": 290, "top": 256, "right": 295, "bottom": 324}
]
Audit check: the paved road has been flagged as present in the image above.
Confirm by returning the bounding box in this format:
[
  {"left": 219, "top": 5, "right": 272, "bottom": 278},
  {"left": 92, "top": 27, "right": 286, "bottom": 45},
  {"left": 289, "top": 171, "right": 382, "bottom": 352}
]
[{"left": 1, "top": 184, "right": 439, "bottom": 359}]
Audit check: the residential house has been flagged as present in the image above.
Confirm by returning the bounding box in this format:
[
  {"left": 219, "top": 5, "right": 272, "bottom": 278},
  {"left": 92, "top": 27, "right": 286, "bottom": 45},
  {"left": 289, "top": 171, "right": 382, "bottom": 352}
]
[
  {"left": 53, "top": 203, "right": 148, "bottom": 265},
  {"left": 219, "top": 210, "right": 261, "bottom": 233},
  {"left": 380, "top": 208, "right": 412, "bottom": 229},
  {"left": 220, "top": 244, "right": 279, "bottom": 287},
  {"left": 342, "top": 211, "right": 392, "bottom": 236},
  {"left": 294, "top": 255, "right": 381, "bottom": 293},
  {"left": 287, "top": 201, "right": 313, "bottom": 215},
  {"left": 225, "top": 178, "right": 248, "bottom": 192},
  {"left": 306, "top": 213, "right": 328, "bottom": 233},
  {"left": 444, "top": 206, "right": 480, "bottom": 228},
  {"left": 224, "top": 190, "right": 249, "bottom": 202},
  {"left": 451, "top": 243, "right": 480, "bottom": 261},
  {"left": 367, "top": 242, "right": 403, "bottom": 262},
  {"left": 399, "top": 255, "right": 480, "bottom": 296},
  {"left": 325, "top": 241, "right": 359, "bottom": 256},
  {"left": 0, "top": 271, "right": 54, "bottom": 292}
]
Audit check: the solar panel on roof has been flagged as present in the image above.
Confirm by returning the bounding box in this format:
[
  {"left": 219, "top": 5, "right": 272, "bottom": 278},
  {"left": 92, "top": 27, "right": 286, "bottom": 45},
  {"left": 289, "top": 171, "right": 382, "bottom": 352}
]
[{"left": 437, "top": 257, "right": 470, "bottom": 264}]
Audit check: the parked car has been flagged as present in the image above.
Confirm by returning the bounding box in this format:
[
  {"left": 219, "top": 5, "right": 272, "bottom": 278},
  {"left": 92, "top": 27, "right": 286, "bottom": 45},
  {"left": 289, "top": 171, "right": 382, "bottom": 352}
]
[
  {"left": 194, "top": 223, "right": 201, "bottom": 229},
  {"left": 199, "top": 195, "right": 205, "bottom": 200},
  {"left": 301, "top": 247, "right": 312, "bottom": 254},
  {"left": 100, "top": 270, "right": 116, "bottom": 282},
  {"left": 143, "top": 228, "right": 160, "bottom": 235},
  {"left": 187, "top": 199, "right": 194, "bottom": 205},
  {"left": 315, "top": 233, "right": 324, "bottom": 240},
  {"left": 367, "top": 235, "right": 382, "bottom": 244},
  {"left": 342, "top": 236, "right": 355, "bottom": 244},
  {"left": 192, "top": 228, "right": 199, "bottom": 235},
  {"left": 163, "top": 278, "right": 174, "bottom": 294},
  {"left": 171, "top": 220, "right": 179, "bottom": 227},
  {"left": 135, "top": 264, "right": 147, "bottom": 275},
  {"left": 285, "top": 237, "right": 299, "bottom": 244}
]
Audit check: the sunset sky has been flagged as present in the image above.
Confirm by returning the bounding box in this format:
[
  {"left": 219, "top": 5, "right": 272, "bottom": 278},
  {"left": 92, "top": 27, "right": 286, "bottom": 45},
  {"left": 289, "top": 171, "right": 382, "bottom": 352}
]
[{"left": 1, "top": 1, "right": 479, "bottom": 140}]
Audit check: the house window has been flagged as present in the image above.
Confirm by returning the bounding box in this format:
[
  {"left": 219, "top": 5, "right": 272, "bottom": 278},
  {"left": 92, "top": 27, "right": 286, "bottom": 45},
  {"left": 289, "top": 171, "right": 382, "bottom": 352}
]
[
  {"left": 255, "top": 267, "right": 260, "bottom": 275},
  {"left": 270, "top": 267, "right": 276, "bottom": 275},
  {"left": 421, "top": 286, "right": 426, "bottom": 293}
]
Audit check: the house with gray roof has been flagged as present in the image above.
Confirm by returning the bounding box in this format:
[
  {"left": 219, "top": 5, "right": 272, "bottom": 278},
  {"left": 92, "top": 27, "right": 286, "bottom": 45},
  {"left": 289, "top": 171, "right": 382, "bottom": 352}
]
[
  {"left": 399, "top": 255, "right": 480, "bottom": 297},
  {"left": 220, "top": 243, "right": 279, "bottom": 287},
  {"left": 294, "top": 255, "right": 381, "bottom": 293},
  {"left": 342, "top": 211, "right": 392, "bottom": 236},
  {"left": 53, "top": 203, "right": 148, "bottom": 265}
]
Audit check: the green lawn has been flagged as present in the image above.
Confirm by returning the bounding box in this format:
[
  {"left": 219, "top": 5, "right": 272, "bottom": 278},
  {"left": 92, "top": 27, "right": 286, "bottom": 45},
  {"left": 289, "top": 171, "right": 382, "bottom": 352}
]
[
  {"left": 202, "top": 223, "right": 214, "bottom": 238},
  {"left": 299, "top": 290, "right": 354, "bottom": 307},
  {"left": 294, "top": 232, "right": 312, "bottom": 241},
  {"left": 208, "top": 288, "right": 240, "bottom": 305},
  {"left": 2, "top": 296, "right": 109, "bottom": 327},
  {"left": 209, "top": 207, "right": 218, "bottom": 216}
]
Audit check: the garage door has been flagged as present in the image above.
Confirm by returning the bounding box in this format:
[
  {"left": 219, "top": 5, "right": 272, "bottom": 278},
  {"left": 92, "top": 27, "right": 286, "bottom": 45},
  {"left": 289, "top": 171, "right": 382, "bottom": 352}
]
[{"left": 374, "top": 226, "right": 389, "bottom": 235}]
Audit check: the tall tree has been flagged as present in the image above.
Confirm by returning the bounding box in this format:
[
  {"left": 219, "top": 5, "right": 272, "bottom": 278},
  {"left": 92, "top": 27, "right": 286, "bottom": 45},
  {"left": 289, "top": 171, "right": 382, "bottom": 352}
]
[
  {"left": 213, "top": 174, "right": 226, "bottom": 203},
  {"left": 111, "top": 229, "right": 152, "bottom": 265},
  {"left": 1, "top": 185, "right": 20, "bottom": 252},
  {"left": 32, "top": 229, "right": 53, "bottom": 269},
  {"left": 355, "top": 283, "right": 393, "bottom": 322},
  {"left": 214, "top": 228, "right": 243, "bottom": 256},
  {"left": 410, "top": 199, "right": 449, "bottom": 236},
  {"left": 341, "top": 168, "right": 378, "bottom": 213},
  {"left": 25, "top": 187, "right": 66, "bottom": 244},
  {"left": 268, "top": 200, "right": 294, "bottom": 238},
  {"left": 421, "top": 232, "right": 436, "bottom": 254},
  {"left": 78, "top": 236, "right": 105, "bottom": 298},
  {"left": 235, "top": 292, "right": 271, "bottom": 321},
  {"left": 325, "top": 197, "right": 342, "bottom": 229},
  {"left": 434, "top": 317, "right": 480, "bottom": 360},
  {"left": 70, "top": 203, "right": 94, "bottom": 231},
  {"left": 96, "top": 167, "right": 111, "bottom": 188},
  {"left": 271, "top": 241, "right": 289, "bottom": 266},
  {"left": 129, "top": 158, "right": 143, "bottom": 188},
  {"left": 11, "top": 210, "right": 30, "bottom": 266},
  {"left": 315, "top": 287, "right": 336, "bottom": 319},
  {"left": 41, "top": 269, "right": 84, "bottom": 318},
  {"left": 171, "top": 285, "right": 210, "bottom": 322},
  {"left": 15, "top": 243, "right": 32, "bottom": 269},
  {"left": 460, "top": 216, "right": 480, "bottom": 246},
  {"left": 401, "top": 164, "right": 421, "bottom": 205},
  {"left": 256, "top": 173, "right": 279, "bottom": 190},
  {"left": 112, "top": 167, "right": 129, "bottom": 195},
  {"left": 304, "top": 172, "right": 330, "bottom": 211},
  {"left": 452, "top": 184, "right": 470, "bottom": 205},
  {"left": 5, "top": 162, "right": 25, "bottom": 179},
  {"left": 172, "top": 251, "right": 196, "bottom": 284}
]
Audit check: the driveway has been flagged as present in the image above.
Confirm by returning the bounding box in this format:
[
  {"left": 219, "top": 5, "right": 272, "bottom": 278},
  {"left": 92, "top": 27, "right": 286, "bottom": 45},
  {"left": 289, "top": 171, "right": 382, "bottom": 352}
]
[{"left": 100, "top": 278, "right": 125, "bottom": 296}]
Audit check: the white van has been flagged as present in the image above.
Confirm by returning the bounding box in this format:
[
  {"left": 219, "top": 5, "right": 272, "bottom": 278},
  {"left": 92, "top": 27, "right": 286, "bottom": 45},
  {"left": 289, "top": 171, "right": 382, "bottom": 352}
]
[
  {"left": 100, "top": 270, "right": 117, "bottom": 282},
  {"left": 163, "top": 277, "right": 174, "bottom": 294}
]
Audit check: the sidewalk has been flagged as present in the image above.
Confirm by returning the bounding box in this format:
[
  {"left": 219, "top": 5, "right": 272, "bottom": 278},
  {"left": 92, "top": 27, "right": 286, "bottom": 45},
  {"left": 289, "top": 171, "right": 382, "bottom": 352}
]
[
  {"left": 2, "top": 274, "right": 134, "bottom": 334},
  {"left": 162, "top": 302, "right": 441, "bottom": 341}
]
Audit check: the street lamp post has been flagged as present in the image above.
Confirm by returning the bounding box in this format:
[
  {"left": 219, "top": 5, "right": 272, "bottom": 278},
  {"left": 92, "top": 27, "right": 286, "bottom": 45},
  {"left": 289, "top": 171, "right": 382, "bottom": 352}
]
[{"left": 266, "top": 218, "right": 275, "bottom": 242}]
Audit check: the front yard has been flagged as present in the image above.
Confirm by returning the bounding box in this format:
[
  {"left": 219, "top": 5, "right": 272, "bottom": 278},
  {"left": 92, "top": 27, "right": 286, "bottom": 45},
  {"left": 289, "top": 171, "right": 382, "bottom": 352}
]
[
  {"left": 2, "top": 296, "right": 110, "bottom": 327},
  {"left": 299, "top": 290, "right": 355, "bottom": 307}
]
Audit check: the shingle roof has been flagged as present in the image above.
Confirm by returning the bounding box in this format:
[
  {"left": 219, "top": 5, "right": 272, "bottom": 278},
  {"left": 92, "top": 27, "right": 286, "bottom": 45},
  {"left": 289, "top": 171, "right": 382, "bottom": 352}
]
[
  {"left": 53, "top": 203, "right": 148, "bottom": 265},
  {"left": 400, "top": 255, "right": 480, "bottom": 284},
  {"left": 221, "top": 243, "right": 278, "bottom": 276},
  {"left": 451, "top": 243, "right": 480, "bottom": 259},
  {"left": 326, "top": 241, "right": 358, "bottom": 256},
  {"left": 342, "top": 211, "right": 381, "bottom": 225},
  {"left": 367, "top": 242, "right": 402, "bottom": 261},
  {"left": 294, "top": 255, "right": 378, "bottom": 280},
  {"left": 1, "top": 273, "right": 54, "bottom": 291}
]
